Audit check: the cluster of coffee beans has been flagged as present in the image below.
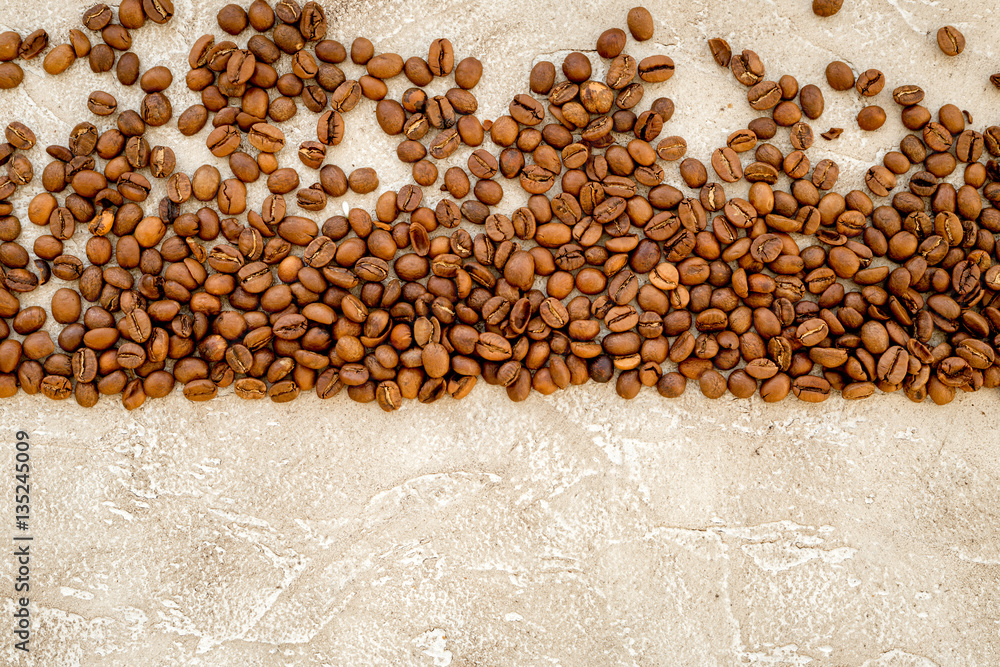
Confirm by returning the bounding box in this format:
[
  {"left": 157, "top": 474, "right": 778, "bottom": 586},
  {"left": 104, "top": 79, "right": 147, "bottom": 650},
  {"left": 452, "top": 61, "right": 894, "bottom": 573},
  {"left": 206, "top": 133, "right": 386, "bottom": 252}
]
[
  {"left": 0, "top": 1, "right": 997, "bottom": 409},
  {"left": 0, "top": 0, "right": 174, "bottom": 90}
]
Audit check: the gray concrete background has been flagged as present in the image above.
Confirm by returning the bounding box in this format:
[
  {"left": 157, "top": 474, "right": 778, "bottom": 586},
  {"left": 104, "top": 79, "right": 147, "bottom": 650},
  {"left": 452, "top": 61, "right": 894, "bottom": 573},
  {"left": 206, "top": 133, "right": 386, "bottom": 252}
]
[{"left": 0, "top": 0, "right": 998, "bottom": 664}]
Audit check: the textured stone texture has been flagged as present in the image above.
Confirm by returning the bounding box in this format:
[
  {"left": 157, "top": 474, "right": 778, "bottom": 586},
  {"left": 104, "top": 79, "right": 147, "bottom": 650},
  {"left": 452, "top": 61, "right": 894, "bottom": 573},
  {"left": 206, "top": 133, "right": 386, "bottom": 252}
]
[{"left": 0, "top": 0, "right": 998, "bottom": 665}]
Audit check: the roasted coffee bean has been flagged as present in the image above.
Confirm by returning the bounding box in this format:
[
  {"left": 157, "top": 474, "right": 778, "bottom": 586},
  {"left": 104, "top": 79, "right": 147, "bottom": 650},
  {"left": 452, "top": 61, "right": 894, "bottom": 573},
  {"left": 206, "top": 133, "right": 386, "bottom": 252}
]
[
  {"left": 87, "top": 91, "right": 117, "bottom": 116},
  {"left": 0, "top": 63, "right": 23, "bottom": 89},
  {"left": 143, "top": 0, "right": 174, "bottom": 23},
  {"left": 83, "top": 4, "right": 113, "bottom": 31},
  {"left": 858, "top": 106, "right": 886, "bottom": 131},
  {"left": 708, "top": 38, "right": 731, "bottom": 67},
  {"left": 826, "top": 61, "right": 854, "bottom": 90},
  {"left": 937, "top": 25, "right": 965, "bottom": 56},
  {"left": 856, "top": 69, "right": 885, "bottom": 96},
  {"left": 731, "top": 50, "right": 764, "bottom": 86},
  {"left": 43, "top": 44, "right": 76, "bottom": 75},
  {"left": 141, "top": 93, "right": 172, "bottom": 126},
  {"left": 638, "top": 55, "right": 674, "bottom": 83},
  {"left": 813, "top": 0, "right": 843, "bottom": 16},
  {"left": 19, "top": 29, "right": 48, "bottom": 60},
  {"left": 627, "top": 6, "right": 654, "bottom": 41},
  {"left": 597, "top": 28, "right": 627, "bottom": 59}
]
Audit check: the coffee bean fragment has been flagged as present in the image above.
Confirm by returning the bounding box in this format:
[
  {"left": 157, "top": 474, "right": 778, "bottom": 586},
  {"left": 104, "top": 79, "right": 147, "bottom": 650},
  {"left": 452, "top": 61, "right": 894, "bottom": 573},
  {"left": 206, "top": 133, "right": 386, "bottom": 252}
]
[{"left": 708, "top": 38, "right": 731, "bottom": 67}]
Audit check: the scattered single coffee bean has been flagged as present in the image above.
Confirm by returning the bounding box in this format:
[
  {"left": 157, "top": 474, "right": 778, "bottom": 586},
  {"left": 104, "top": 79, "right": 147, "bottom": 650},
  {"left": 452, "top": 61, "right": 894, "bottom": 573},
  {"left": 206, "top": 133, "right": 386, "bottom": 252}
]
[
  {"left": 708, "top": 38, "right": 731, "bottom": 67},
  {"left": 626, "top": 7, "right": 654, "bottom": 41},
  {"left": 813, "top": 0, "right": 844, "bottom": 17},
  {"left": 937, "top": 25, "right": 965, "bottom": 56}
]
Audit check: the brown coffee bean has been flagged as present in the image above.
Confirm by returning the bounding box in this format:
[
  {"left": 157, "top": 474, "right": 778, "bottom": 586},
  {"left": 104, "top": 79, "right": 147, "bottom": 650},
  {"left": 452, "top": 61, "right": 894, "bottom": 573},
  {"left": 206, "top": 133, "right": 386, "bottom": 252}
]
[
  {"left": 597, "top": 28, "right": 627, "bottom": 59},
  {"left": 857, "top": 106, "right": 886, "bottom": 131},
  {"left": 711, "top": 147, "right": 743, "bottom": 182},
  {"left": 638, "top": 55, "right": 674, "bottom": 83},
  {"left": 206, "top": 125, "right": 240, "bottom": 157},
  {"left": 42, "top": 44, "right": 76, "bottom": 75},
  {"left": 627, "top": 6, "right": 654, "bottom": 41},
  {"left": 317, "top": 110, "right": 345, "bottom": 146},
  {"left": 83, "top": 4, "right": 113, "bottom": 30},
  {"left": 248, "top": 123, "right": 285, "bottom": 153},
  {"left": 113, "top": 51, "right": 139, "bottom": 85},
  {"left": 825, "top": 61, "right": 854, "bottom": 90},
  {"left": 937, "top": 26, "right": 965, "bottom": 56},
  {"left": 0, "top": 63, "right": 23, "bottom": 89},
  {"left": 87, "top": 91, "right": 117, "bottom": 116},
  {"left": 813, "top": 0, "right": 843, "bottom": 16},
  {"left": 143, "top": 0, "right": 174, "bottom": 24},
  {"left": 18, "top": 29, "right": 48, "bottom": 60},
  {"left": 5, "top": 122, "right": 34, "bottom": 151},
  {"left": 217, "top": 3, "right": 249, "bottom": 34},
  {"left": 708, "top": 38, "right": 731, "bottom": 67},
  {"left": 731, "top": 50, "right": 765, "bottom": 86},
  {"left": 748, "top": 80, "right": 782, "bottom": 110},
  {"left": 140, "top": 93, "right": 172, "bottom": 126},
  {"left": 856, "top": 69, "right": 885, "bottom": 96},
  {"left": 559, "top": 52, "right": 590, "bottom": 84},
  {"left": 455, "top": 57, "right": 482, "bottom": 89}
]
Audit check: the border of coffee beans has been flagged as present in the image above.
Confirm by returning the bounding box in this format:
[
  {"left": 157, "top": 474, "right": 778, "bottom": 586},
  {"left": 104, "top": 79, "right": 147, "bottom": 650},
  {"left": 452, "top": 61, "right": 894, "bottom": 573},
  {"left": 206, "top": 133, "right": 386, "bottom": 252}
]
[{"left": 0, "top": 1, "right": 997, "bottom": 409}]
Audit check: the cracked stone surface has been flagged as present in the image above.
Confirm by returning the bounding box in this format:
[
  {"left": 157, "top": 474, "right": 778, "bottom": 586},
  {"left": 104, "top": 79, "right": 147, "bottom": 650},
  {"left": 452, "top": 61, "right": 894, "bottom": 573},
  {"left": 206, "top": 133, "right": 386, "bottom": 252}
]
[{"left": 0, "top": 0, "right": 998, "bottom": 665}]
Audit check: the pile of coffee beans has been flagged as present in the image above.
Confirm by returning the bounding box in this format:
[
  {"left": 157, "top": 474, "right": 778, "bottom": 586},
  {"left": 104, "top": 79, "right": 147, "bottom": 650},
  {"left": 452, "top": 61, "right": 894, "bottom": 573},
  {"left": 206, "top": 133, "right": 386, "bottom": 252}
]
[{"left": 0, "top": 1, "right": 997, "bottom": 409}]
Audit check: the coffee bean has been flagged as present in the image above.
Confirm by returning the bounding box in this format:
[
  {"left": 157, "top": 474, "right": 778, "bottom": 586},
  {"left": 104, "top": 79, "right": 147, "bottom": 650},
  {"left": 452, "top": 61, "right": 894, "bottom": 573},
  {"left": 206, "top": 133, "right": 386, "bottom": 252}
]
[
  {"left": 731, "top": 49, "right": 764, "bottom": 86},
  {"left": 856, "top": 69, "right": 885, "bottom": 96},
  {"left": 638, "top": 55, "right": 674, "bottom": 83},
  {"left": 748, "top": 80, "right": 782, "bottom": 110},
  {"left": 597, "top": 29, "right": 627, "bottom": 59},
  {"left": 83, "top": 4, "right": 113, "bottom": 31},
  {"left": 627, "top": 6, "right": 654, "bottom": 41},
  {"left": 142, "top": 0, "right": 174, "bottom": 24},
  {"left": 117, "top": 52, "right": 140, "bottom": 85},
  {"left": 0, "top": 63, "right": 23, "bottom": 89},
  {"left": 87, "top": 91, "right": 117, "bottom": 116},
  {"left": 43, "top": 44, "right": 76, "bottom": 75},
  {"left": 19, "top": 29, "right": 48, "bottom": 60},
  {"left": 708, "top": 38, "right": 731, "bottom": 67},
  {"left": 562, "top": 52, "right": 592, "bottom": 83},
  {"left": 711, "top": 147, "right": 743, "bottom": 182},
  {"left": 892, "top": 84, "right": 924, "bottom": 105},
  {"left": 799, "top": 84, "right": 824, "bottom": 119},
  {"left": 317, "top": 110, "right": 345, "bottom": 145},
  {"left": 248, "top": 123, "right": 285, "bottom": 153},
  {"left": 217, "top": 3, "right": 249, "bottom": 34},
  {"left": 857, "top": 105, "right": 886, "bottom": 131},
  {"left": 351, "top": 37, "right": 374, "bottom": 65},
  {"left": 937, "top": 25, "right": 965, "bottom": 56},
  {"left": 813, "top": 0, "right": 843, "bottom": 16},
  {"left": 825, "top": 61, "right": 854, "bottom": 90}
]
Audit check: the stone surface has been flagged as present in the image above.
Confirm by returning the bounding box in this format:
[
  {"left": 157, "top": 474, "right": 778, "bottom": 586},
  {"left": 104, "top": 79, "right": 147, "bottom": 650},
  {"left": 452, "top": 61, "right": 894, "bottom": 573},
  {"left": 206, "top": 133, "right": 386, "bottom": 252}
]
[{"left": 0, "top": 0, "right": 998, "bottom": 665}]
